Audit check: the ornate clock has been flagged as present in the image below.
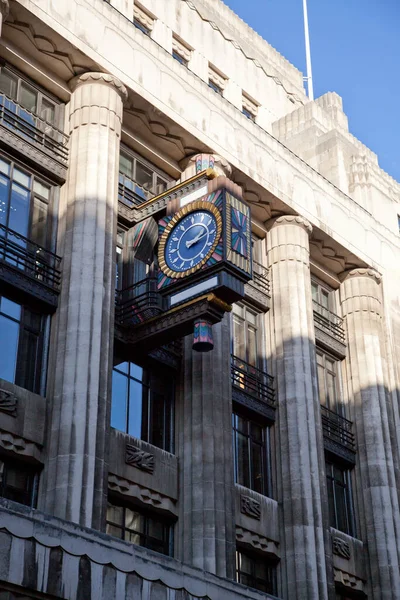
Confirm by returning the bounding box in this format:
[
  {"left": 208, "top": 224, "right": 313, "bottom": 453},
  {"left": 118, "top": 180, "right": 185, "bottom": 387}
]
[
  {"left": 158, "top": 187, "right": 252, "bottom": 309},
  {"left": 159, "top": 201, "right": 222, "bottom": 279}
]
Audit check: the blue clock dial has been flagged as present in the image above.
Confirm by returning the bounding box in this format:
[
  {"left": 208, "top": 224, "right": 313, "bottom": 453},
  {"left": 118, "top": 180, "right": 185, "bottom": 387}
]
[{"left": 165, "top": 210, "right": 218, "bottom": 273}]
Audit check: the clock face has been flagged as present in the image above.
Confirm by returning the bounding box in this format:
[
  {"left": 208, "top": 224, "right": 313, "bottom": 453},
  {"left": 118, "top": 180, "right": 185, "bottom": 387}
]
[
  {"left": 165, "top": 210, "right": 217, "bottom": 272},
  {"left": 158, "top": 201, "right": 223, "bottom": 279}
]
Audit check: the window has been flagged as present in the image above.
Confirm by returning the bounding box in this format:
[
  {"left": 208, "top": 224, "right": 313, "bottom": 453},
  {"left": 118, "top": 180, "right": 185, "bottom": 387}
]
[
  {"left": 233, "top": 411, "right": 271, "bottom": 496},
  {"left": 119, "top": 149, "right": 170, "bottom": 206},
  {"left": 311, "top": 279, "right": 334, "bottom": 313},
  {"left": 316, "top": 350, "right": 344, "bottom": 415},
  {"left": 0, "top": 65, "right": 59, "bottom": 127},
  {"left": 326, "top": 460, "right": 355, "bottom": 536},
  {"left": 0, "top": 156, "right": 53, "bottom": 248},
  {"left": 106, "top": 499, "right": 172, "bottom": 556},
  {"left": 111, "top": 361, "right": 174, "bottom": 452},
  {"left": 0, "top": 457, "right": 39, "bottom": 507},
  {"left": 133, "top": 3, "right": 154, "bottom": 36},
  {"left": 232, "top": 303, "right": 260, "bottom": 368},
  {"left": 236, "top": 550, "right": 277, "bottom": 594},
  {"left": 242, "top": 93, "right": 258, "bottom": 122},
  {"left": 172, "top": 35, "right": 191, "bottom": 67},
  {"left": 0, "top": 295, "right": 46, "bottom": 394},
  {"left": 208, "top": 64, "right": 227, "bottom": 96}
]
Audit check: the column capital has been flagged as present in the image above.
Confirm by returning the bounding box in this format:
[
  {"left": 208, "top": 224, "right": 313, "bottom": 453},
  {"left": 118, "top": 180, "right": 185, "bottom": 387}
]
[
  {"left": 69, "top": 71, "right": 128, "bottom": 101},
  {"left": 340, "top": 267, "right": 382, "bottom": 285},
  {"left": 180, "top": 153, "right": 232, "bottom": 179},
  {"left": 0, "top": 0, "right": 9, "bottom": 19},
  {"left": 271, "top": 214, "right": 312, "bottom": 236}
]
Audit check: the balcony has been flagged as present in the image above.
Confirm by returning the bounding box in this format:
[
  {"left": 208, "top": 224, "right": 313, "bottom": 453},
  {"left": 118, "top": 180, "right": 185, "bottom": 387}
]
[
  {"left": 0, "top": 225, "right": 62, "bottom": 309},
  {"left": 0, "top": 94, "right": 69, "bottom": 179},
  {"left": 321, "top": 404, "right": 356, "bottom": 463},
  {"left": 115, "top": 277, "right": 163, "bottom": 327},
  {"left": 313, "top": 300, "right": 346, "bottom": 357},
  {"left": 231, "top": 354, "right": 275, "bottom": 420},
  {"left": 244, "top": 260, "right": 270, "bottom": 310}
]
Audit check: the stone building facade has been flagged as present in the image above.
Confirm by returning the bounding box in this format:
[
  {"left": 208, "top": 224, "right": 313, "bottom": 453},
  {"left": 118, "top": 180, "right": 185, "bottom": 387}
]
[{"left": 0, "top": 1, "right": 399, "bottom": 599}]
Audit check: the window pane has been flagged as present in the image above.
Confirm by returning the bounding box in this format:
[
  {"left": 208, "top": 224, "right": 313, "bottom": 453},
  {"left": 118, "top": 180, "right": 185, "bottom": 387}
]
[
  {"left": 247, "top": 325, "right": 257, "bottom": 367},
  {"left": 39, "top": 98, "right": 56, "bottom": 124},
  {"left": 326, "top": 371, "right": 337, "bottom": 411},
  {"left": 147, "top": 517, "right": 164, "bottom": 541},
  {"left": 232, "top": 314, "right": 245, "bottom": 360},
  {"left": 9, "top": 182, "right": 30, "bottom": 238},
  {"left": 150, "top": 391, "right": 165, "bottom": 449},
  {"left": 33, "top": 179, "right": 50, "bottom": 200},
  {"left": 0, "top": 159, "right": 10, "bottom": 176},
  {"left": 251, "top": 442, "right": 264, "bottom": 494},
  {"left": 335, "top": 482, "right": 349, "bottom": 533},
  {"left": 0, "top": 173, "right": 10, "bottom": 228},
  {"left": 127, "top": 378, "right": 143, "bottom": 439},
  {"left": 321, "top": 289, "right": 330, "bottom": 309},
  {"left": 1, "top": 297, "right": 21, "bottom": 320},
  {"left": 311, "top": 281, "right": 319, "bottom": 302},
  {"left": 317, "top": 363, "right": 326, "bottom": 406},
  {"left": 15, "top": 327, "right": 40, "bottom": 392},
  {"left": 111, "top": 370, "right": 128, "bottom": 432},
  {"left": 0, "top": 314, "right": 19, "bottom": 383},
  {"left": 135, "top": 161, "right": 153, "bottom": 193},
  {"left": 106, "top": 502, "right": 123, "bottom": 525},
  {"left": 31, "top": 196, "right": 49, "bottom": 247},
  {"left": 155, "top": 177, "right": 167, "bottom": 195},
  {"left": 125, "top": 509, "right": 143, "bottom": 533},
  {"left": 235, "top": 431, "right": 250, "bottom": 488},
  {"left": 119, "top": 153, "right": 133, "bottom": 178},
  {"left": 19, "top": 83, "right": 37, "bottom": 113},
  {"left": 0, "top": 71, "right": 17, "bottom": 99}
]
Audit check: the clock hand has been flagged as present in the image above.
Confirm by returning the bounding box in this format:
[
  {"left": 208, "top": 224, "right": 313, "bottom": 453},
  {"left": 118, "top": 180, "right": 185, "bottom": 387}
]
[{"left": 186, "top": 231, "right": 208, "bottom": 248}]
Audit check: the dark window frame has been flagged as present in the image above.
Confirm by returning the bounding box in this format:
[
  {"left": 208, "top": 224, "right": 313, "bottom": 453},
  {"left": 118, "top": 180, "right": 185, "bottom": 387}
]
[
  {"left": 316, "top": 349, "right": 345, "bottom": 416},
  {"left": 133, "top": 19, "right": 151, "bottom": 35},
  {"left": 242, "top": 107, "right": 256, "bottom": 122},
  {"left": 0, "top": 153, "right": 55, "bottom": 251},
  {"left": 232, "top": 409, "right": 272, "bottom": 497},
  {"left": 236, "top": 549, "right": 277, "bottom": 595},
  {"left": 208, "top": 79, "right": 223, "bottom": 95},
  {"left": 172, "top": 50, "right": 188, "bottom": 67},
  {"left": 111, "top": 360, "right": 175, "bottom": 453},
  {"left": 0, "top": 455, "right": 40, "bottom": 508},
  {"left": 119, "top": 146, "right": 171, "bottom": 206},
  {"left": 106, "top": 498, "right": 173, "bottom": 556},
  {"left": 326, "top": 459, "right": 356, "bottom": 536},
  {"left": 0, "top": 295, "right": 46, "bottom": 394}
]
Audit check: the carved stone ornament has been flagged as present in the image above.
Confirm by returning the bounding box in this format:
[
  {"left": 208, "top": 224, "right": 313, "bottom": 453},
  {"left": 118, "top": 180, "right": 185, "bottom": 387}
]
[
  {"left": 0, "top": 389, "right": 17, "bottom": 416},
  {"left": 273, "top": 214, "right": 313, "bottom": 236},
  {"left": 125, "top": 444, "right": 155, "bottom": 474},
  {"left": 240, "top": 494, "right": 261, "bottom": 520},
  {"left": 69, "top": 72, "right": 128, "bottom": 101},
  {"left": 332, "top": 536, "right": 351, "bottom": 560}
]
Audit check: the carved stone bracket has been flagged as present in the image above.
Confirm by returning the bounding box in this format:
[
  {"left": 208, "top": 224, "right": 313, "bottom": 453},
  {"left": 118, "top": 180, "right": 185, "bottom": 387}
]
[
  {"left": 0, "top": 429, "right": 42, "bottom": 461},
  {"left": 0, "top": 389, "right": 17, "bottom": 416},
  {"left": 236, "top": 526, "right": 280, "bottom": 558},
  {"left": 240, "top": 494, "right": 261, "bottom": 520},
  {"left": 108, "top": 473, "right": 177, "bottom": 516},
  {"left": 332, "top": 536, "right": 351, "bottom": 560},
  {"left": 334, "top": 568, "right": 364, "bottom": 593},
  {"left": 125, "top": 443, "right": 155, "bottom": 474}
]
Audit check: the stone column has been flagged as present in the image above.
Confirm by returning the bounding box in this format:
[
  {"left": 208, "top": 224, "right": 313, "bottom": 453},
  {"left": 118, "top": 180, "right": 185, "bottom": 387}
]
[
  {"left": 42, "top": 73, "right": 127, "bottom": 529},
  {"left": 178, "top": 314, "right": 236, "bottom": 578},
  {"left": 267, "top": 215, "right": 328, "bottom": 599},
  {"left": 0, "top": 0, "right": 9, "bottom": 37},
  {"left": 340, "top": 269, "right": 400, "bottom": 598},
  {"left": 177, "top": 154, "right": 235, "bottom": 578}
]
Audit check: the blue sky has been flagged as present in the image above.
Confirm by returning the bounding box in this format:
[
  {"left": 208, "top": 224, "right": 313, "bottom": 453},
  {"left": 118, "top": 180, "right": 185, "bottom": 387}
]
[{"left": 224, "top": 0, "right": 400, "bottom": 183}]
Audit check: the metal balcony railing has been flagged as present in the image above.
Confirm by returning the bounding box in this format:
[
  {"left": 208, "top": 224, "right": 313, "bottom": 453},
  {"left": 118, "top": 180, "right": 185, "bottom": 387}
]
[
  {"left": 248, "top": 260, "right": 270, "bottom": 296},
  {"left": 312, "top": 300, "right": 345, "bottom": 344},
  {"left": 231, "top": 354, "right": 275, "bottom": 408},
  {"left": 118, "top": 175, "right": 153, "bottom": 208},
  {"left": 0, "top": 94, "right": 69, "bottom": 164},
  {"left": 320, "top": 404, "right": 355, "bottom": 452},
  {"left": 0, "top": 225, "right": 61, "bottom": 290},
  {"left": 115, "top": 277, "right": 163, "bottom": 326}
]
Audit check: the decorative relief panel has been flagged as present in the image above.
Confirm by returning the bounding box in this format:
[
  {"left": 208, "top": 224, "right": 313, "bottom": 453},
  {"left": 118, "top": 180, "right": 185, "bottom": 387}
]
[
  {"left": 108, "top": 473, "right": 177, "bottom": 516},
  {"left": 0, "top": 389, "right": 17, "bottom": 417},
  {"left": 240, "top": 494, "right": 261, "bottom": 520},
  {"left": 125, "top": 443, "right": 155, "bottom": 473},
  {"left": 0, "top": 429, "right": 42, "bottom": 460},
  {"left": 332, "top": 536, "right": 351, "bottom": 560},
  {"left": 333, "top": 568, "right": 364, "bottom": 593}
]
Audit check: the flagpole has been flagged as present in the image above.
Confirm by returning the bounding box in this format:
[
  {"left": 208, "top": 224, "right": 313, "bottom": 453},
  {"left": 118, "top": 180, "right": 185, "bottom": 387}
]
[{"left": 302, "top": 0, "right": 314, "bottom": 100}]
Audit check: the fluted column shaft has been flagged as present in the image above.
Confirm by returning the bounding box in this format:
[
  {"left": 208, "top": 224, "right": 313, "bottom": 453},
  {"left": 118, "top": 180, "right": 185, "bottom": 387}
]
[
  {"left": 179, "top": 316, "right": 235, "bottom": 578},
  {"left": 267, "top": 216, "right": 328, "bottom": 600},
  {"left": 340, "top": 269, "right": 400, "bottom": 598},
  {"left": 43, "top": 73, "right": 127, "bottom": 529}
]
